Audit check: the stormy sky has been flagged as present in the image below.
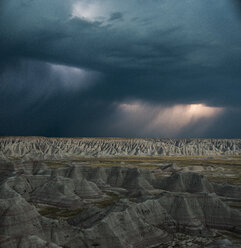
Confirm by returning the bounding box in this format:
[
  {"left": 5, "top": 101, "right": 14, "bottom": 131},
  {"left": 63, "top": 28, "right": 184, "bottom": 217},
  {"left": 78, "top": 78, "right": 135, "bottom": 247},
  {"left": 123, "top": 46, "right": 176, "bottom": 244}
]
[{"left": 0, "top": 0, "right": 241, "bottom": 138}]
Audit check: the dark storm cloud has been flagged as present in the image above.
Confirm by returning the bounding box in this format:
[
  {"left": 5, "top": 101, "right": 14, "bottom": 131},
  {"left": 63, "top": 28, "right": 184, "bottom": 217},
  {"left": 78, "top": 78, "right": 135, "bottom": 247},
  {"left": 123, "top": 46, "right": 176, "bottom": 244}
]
[
  {"left": 0, "top": 59, "right": 107, "bottom": 137},
  {"left": 232, "top": 0, "right": 241, "bottom": 15},
  {"left": 109, "top": 12, "right": 123, "bottom": 21},
  {"left": 0, "top": 0, "right": 241, "bottom": 137},
  {"left": 1, "top": 0, "right": 239, "bottom": 72}
]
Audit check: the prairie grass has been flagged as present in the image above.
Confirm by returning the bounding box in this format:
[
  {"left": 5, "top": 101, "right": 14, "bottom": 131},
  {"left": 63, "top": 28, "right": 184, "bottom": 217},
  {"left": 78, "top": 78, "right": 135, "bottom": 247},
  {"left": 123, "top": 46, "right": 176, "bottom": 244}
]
[
  {"left": 42, "top": 155, "right": 241, "bottom": 185},
  {"left": 44, "top": 161, "right": 68, "bottom": 168},
  {"left": 95, "top": 192, "right": 122, "bottom": 208},
  {"left": 36, "top": 204, "right": 86, "bottom": 220}
]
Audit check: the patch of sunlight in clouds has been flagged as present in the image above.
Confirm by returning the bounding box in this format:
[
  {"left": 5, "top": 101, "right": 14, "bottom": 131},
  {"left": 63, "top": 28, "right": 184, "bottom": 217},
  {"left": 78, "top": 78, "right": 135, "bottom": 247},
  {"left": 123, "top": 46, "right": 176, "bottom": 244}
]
[
  {"left": 71, "top": 1, "right": 106, "bottom": 22},
  {"left": 115, "top": 101, "right": 224, "bottom": 137}
]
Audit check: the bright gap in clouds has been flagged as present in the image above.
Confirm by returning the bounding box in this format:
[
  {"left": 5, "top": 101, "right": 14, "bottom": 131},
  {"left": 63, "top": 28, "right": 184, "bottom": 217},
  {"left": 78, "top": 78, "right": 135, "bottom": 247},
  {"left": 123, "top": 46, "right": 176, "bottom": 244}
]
[
  {"left": 71, "top": 0, "right": 119, "bottom": 23},
  {"left": 112, "top": 102, "right": 225, "bottom": 137},
  {"left": 71, "top": 1, "right": 103, "bottom": 22}
]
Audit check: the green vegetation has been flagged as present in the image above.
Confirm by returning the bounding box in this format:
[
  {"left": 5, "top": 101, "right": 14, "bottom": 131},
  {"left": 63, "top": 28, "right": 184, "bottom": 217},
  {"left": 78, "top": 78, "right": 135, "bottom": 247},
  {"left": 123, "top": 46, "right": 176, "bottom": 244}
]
[
  {"left": 70, "top": 155, "right": 241, "bottom": 168},
  {"left": 96, "top": 192, "right": 122, "bottom": 208},
  {"left": 36, "top": 205, "right": 86, "bottom": 220},
  {"left": 44, "top": 161, "right": 68, "bottom": 168},
  {"left": 42, "top": 155, "right": 241, "bottom": 185},
  {"left": 207, "top": 175, "right": 241, "bottom": 185}
]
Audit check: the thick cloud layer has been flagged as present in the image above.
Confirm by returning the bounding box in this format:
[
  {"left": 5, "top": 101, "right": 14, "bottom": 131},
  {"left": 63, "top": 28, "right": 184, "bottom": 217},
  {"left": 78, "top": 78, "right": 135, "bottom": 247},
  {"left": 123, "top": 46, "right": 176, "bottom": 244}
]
[{"left": 0, "top": 0, "right": 241, "bottom": 137}]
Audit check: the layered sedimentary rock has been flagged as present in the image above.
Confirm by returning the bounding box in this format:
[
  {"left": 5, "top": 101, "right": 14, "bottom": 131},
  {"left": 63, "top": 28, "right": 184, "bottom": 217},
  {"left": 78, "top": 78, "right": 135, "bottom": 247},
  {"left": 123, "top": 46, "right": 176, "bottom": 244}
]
[
  {"left": 0, "top": 183, "right": 42, "bottom": 237},
  {"left": 0, "top": 137, "right": 241, "bottom": 159},
  {"left": 0, "top": 135, "right": 241, "bottom": 247},
  {"left": 213, "top": 183, "right": 241, "bottom": 199},
  {"left": 0, "top": 158, "right": 241, "bottom": 248},
  {"left": 158, "top": 172, "right": 215, "bottom": 193}
]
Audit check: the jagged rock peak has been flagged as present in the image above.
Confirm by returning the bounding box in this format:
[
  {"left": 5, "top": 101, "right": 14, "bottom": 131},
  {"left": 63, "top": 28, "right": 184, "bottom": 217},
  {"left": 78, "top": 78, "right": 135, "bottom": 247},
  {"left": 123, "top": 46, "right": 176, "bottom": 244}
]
[{"left": 0, "top": 137, "right": 240, "bottom": 158}]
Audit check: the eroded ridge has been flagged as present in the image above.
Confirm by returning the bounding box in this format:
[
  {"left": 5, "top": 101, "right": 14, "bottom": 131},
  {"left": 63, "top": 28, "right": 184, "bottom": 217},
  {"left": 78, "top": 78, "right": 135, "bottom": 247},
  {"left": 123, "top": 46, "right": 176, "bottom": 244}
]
[
  {"left": 0, "top": 156, "right": 241, "bottom": 248},
  {"left": 0, "top": 137, "right": 241, "bottom": 160}
]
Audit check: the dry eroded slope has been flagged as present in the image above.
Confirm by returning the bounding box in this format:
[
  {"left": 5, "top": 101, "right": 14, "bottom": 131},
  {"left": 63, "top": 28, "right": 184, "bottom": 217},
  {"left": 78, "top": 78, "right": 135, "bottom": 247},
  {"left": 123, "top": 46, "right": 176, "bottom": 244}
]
[{"left": 0, "top": 137, "right": 241, "bottom": 159}]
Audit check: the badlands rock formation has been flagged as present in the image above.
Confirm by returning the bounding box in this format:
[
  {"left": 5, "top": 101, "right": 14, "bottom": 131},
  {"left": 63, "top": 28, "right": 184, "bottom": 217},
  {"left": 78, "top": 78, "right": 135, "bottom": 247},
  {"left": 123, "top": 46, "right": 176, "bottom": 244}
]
[
  {"left": 0, "top": 137, "right": 241, "bottom": 159},
  {"left": 0, "top": 137, "right": 241, "bottom": 247},
  {"left": 0, "top": 161, "right": 240, "bottom": 247}
]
